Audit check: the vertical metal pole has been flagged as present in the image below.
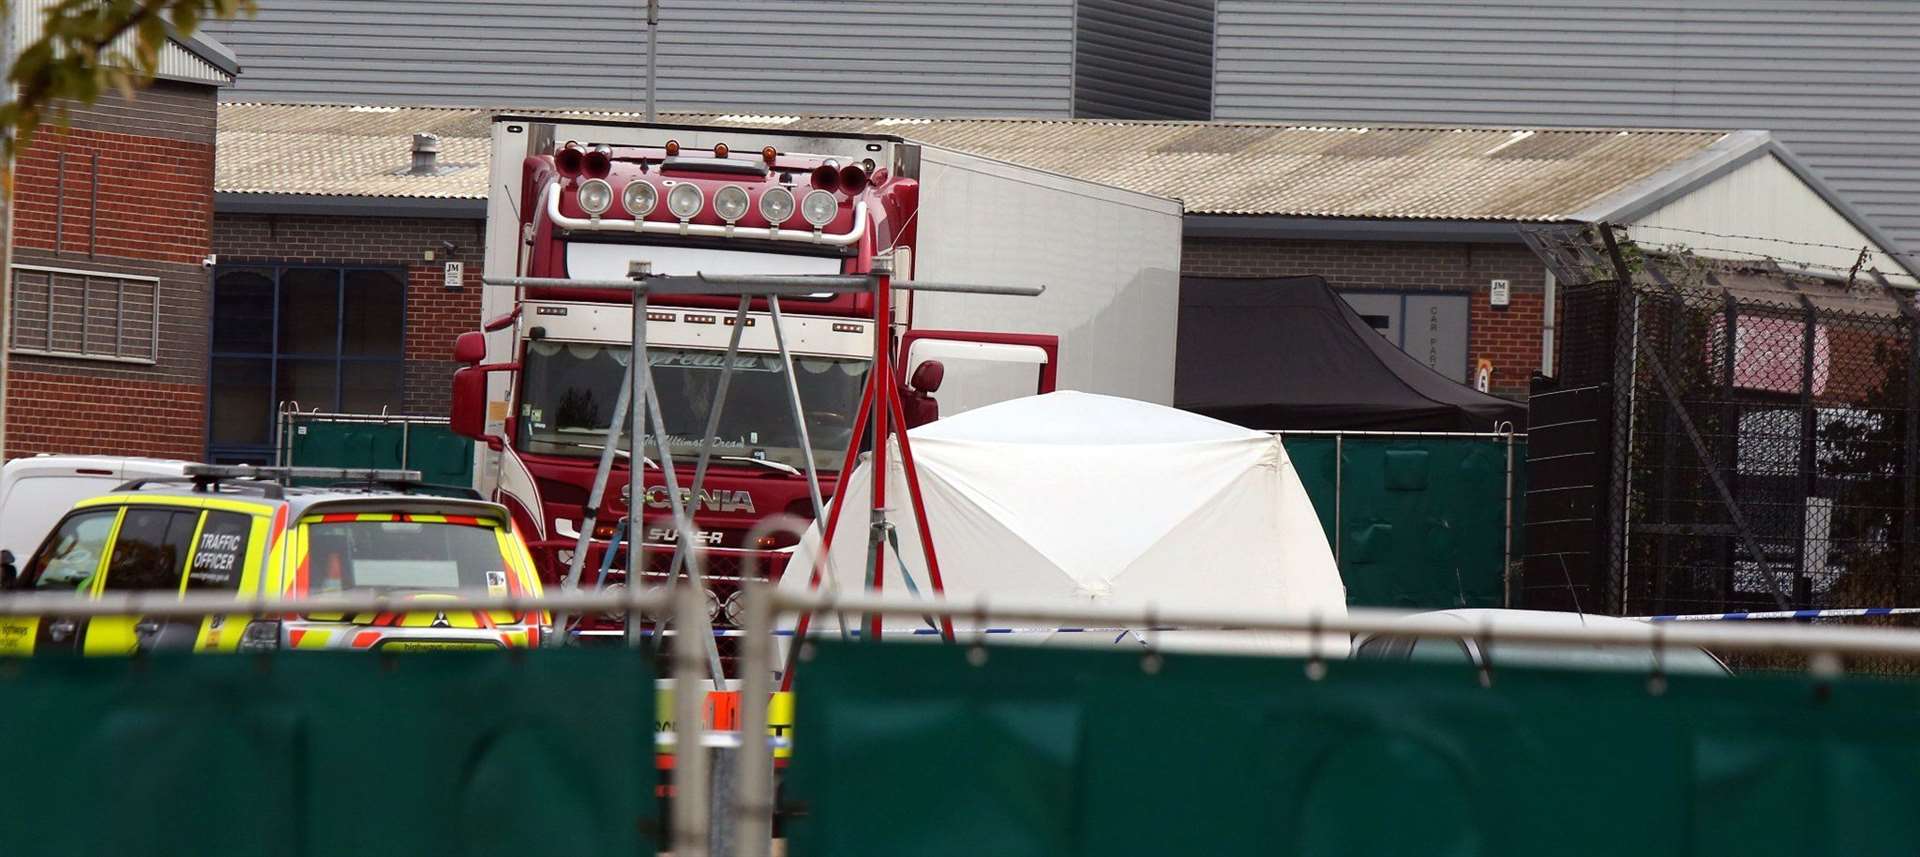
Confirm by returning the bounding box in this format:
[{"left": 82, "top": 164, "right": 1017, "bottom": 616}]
[
  {"left": 0, "top": 5, "right": 16, "bottom": 459},
  {"left": 1600, "top": 225, "right": 1637, "bottom": 615},
  {"left": 645, "top": 0, "right": 660, "bottom": 122},
  {"left": 626, "top": 262, "right": 651, "bottom": 650},
  {"left": 736, "top": 581, "right": 775, "bottom": 857},
  {"left": 1504, "top": 428, "right": 1516, "bottom": 608},
  {"left": 1333, "top": 434, "right": 1344, "bottom": 564},
  {"left": 1796, "top": 295, "right": 1818, "bottom": 606},
  {"left": 1905, "top": 305, "right": 1920, "bottom": 605},
  {"left": 671, "top": 576, "right": 710, "bottom": 857},
  {"left": 768, "top": 296, "right": 827, "bottom": 521},
  {"left": 865, "top": 273, "right": 893, "bottom": 641},
  {"left": 1718, "top": 292, "right": 1740, "bottom": 605}
]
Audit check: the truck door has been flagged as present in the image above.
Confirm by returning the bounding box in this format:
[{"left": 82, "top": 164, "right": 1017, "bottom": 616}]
[{"left": 898, "top": 330, "right": 1059, "bottom": 426}]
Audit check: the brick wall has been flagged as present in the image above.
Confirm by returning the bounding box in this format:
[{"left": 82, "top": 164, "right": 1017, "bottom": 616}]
[
  {"left": 5, "top": 372, "right": 205, "bottom": 460},
  {"left": 211, "top": 212, "right": 486, "bottom": 416},
  {"left": 1183, "top": 237, "right": 1549, "bottom": 398},
  {"left": 4, "top": 82, "right": 218, "bottom": 460}
]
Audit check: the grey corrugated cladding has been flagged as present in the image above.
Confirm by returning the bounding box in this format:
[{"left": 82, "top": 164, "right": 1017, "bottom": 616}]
[
  {"left": 200, "top": 0, "right": 1073, "bottom": 116},
  {"left": 1074, "top": 0, "right": 1215, "bottom": 120},
  {"left": 1212, "top": 0, "right": 1920, "bottom": 249}
]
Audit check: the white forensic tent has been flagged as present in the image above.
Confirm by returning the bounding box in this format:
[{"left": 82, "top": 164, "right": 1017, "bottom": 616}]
[{"left": 777, "top": 391, "right": 1347, "bottom": 654}]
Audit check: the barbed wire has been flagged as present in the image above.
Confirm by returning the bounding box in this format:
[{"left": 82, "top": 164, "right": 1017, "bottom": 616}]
[
  {"left": 1628, "top": 238, "right": 1871, "bottom": 277},
  {"left": 1620, "top": 222, "right": 1920, "bottom": 262}
]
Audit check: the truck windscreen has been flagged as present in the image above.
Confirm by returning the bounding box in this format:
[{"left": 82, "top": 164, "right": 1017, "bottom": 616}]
[{"left": 517, "top": 342, "right": 868, "bottom": 471}]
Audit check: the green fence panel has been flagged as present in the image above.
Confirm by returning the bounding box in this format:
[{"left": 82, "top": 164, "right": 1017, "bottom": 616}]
[
  {"left": 1282, "top": 435, "right": 1523, "bottom": 609},
  {"left": 287, "top": 420, "right": 476, "bottom": 489},
  {"left": 788, "top": 641, "right": 1920, "bottom": 857},
  {"left": 0, "top": 651, "right": 655, "bottom": 857},
  {"left": 405, "top": 424, "right": 480, "bottom": 488}
]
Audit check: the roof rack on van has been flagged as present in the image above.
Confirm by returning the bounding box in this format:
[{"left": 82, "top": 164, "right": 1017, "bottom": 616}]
[{"left": 115, "top": 465, "right": 427, "bottom": 500}]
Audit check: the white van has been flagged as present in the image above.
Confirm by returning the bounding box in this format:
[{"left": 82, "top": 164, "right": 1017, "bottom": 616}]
[{"left": 0, "top": 455, "right": 194, "bottom": 565}]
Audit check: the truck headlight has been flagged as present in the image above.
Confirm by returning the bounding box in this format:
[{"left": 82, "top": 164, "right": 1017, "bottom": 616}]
[
  {"left": 713, "top": 185, "right": 750, "bottom": 223},
  {"left": 622, "top": 181, "right": 657, "bottom": 217},
  {"left": 577, "top": 179, "right": 613, "bottom": 216},
  {"left": 759, "top": 186, "right": 795, "bottom": 225},
  {"left": 801, "top": 190, "right": 837, "bottom": 228},
  {"left": 667, "top": 183, "right": 704, "bottom": 220}
]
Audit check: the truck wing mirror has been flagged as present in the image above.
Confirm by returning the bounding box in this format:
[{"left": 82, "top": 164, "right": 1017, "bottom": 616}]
[
  {"left": 910, "top": 360, "right": 945, "bottom": 394},
  {"left": 0, "top": 550, "right": 17, "bottom": 591},
  {"left": 453, "top": 330, "right": 487, "bottom": 365},
  {"left": 449, "top": 366, "right": 495, "bottom": 442}
]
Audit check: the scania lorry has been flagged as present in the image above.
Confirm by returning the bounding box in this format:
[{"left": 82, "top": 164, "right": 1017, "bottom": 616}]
[{"left": 451, "top": 115, "right": 1182, "bottom": 630}]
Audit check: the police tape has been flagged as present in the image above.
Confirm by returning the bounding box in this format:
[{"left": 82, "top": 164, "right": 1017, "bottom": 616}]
[
  {"left": 1640, "top": 607, "right": 1920, "bottom": 622},
  {"left": 576, "top": 626, "right": 1177, "bottom": 641}
]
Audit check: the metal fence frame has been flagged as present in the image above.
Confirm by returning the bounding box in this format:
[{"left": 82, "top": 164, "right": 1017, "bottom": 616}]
[{"left": 1523, "top": 225, "right": 1920, "bottom": 618}]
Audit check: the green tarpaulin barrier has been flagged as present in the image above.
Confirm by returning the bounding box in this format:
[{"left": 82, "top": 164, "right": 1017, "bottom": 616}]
[
  {"left": 788, "top": 641, "right": 1920, "bottom": 857},
  {"left": 0, "top": 651, "right": 655, "bottom": 856},
  {"left": 285, "top": 419, "right": 475, "bottom": 490},
  {"left": 1284, "top": 435, "right": 1523, "bottom": 609}
]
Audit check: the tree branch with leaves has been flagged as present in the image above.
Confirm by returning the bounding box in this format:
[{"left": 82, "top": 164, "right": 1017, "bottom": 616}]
[{"left": 1, "top": 0, "right": 255, "bottom": 163}]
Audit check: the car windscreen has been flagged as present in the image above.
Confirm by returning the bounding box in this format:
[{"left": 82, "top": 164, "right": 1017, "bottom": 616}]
[
  {"left": 1479, "top": 640, "right": 1730, "bottom": 675},
  {"left": 302, "top": 517, "right": 512, "bottom": 594}
]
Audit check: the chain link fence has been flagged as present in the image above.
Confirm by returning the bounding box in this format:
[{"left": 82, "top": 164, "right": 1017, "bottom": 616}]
[{"left": 1521, "top": 225, "right": 1920, "bottom": 620}]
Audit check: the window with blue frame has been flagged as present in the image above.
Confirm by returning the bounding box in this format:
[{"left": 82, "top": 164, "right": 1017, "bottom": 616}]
[{"left": 210, "top": 265, "right": 406, "bottom": 463}]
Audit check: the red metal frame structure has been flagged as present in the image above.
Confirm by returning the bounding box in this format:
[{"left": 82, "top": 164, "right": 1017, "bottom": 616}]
[{"left": 782, "top": 271, "right": 957, "bottom": 690}]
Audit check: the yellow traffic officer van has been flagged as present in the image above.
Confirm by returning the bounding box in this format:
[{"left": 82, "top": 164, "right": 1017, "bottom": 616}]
[{"left": 0, "top": 465, "right": 549, "bottom": 655}]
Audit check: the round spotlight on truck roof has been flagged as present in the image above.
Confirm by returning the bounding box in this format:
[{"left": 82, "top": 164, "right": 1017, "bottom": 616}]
[
  {"left": 722, "top": 590, "right": 746, "bottom": 627},
  {"left": 705, "top": 588, "right": 722, "bottom": 623},
  {"left": 667, "top": 182, "right": 705, "bottom": 220},
  {"left": 759, "top": 186, "right": 795, "bottom": 226},
  {"left": 577, "top": 179, "right": 613, "bottom": 216},
  {"left": 713, "top": 185, "right": 751, "bottom": 223},
  {"left": 622, "top": 180, "right": 658, "bottom": 217},
  {"left": 801, "top": 189, "right": 838, "bottom": 229}
]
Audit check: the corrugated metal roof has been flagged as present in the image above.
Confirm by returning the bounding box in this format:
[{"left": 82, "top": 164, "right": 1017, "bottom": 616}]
[{"left": 216, "top": 103, "right": 1731, "bottom": 221}]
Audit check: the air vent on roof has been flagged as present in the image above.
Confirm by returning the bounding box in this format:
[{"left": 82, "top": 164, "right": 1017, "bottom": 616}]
[{"left": 397, "top": 132, "right": 465, "bottom": 177}]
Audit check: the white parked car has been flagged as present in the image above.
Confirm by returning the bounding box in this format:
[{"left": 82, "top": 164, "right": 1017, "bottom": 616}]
[
  {"left": 0, "top": 455, "right": 195, "bottom": 571},
  {"left": 1351, "top": 609, "right": 1732, "bottom": 675}
]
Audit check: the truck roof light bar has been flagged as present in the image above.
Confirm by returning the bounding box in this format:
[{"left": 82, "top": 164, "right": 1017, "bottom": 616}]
[
  {"left": 182, "top": 465, "right": 425, "bottom": 483},
  {"left": 546, "top": 182, "right": 862, "bottom": 244}
]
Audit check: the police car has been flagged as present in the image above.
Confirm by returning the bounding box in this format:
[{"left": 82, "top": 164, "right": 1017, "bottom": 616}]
[{"left": 0, "top": 465, "right": 549, "bottom": 655}]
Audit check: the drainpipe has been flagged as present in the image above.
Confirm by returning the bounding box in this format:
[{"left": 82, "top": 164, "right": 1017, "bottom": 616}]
[
  {"left": 645, "top": 0, "right": 659, "bottom": 122},
  {"left": 1540, "top": 267, "right": 1557, "bottom": 377}
]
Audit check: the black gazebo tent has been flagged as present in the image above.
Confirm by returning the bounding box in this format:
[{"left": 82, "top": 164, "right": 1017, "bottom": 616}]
[{"left": 1175, "top": 276, "right": 1525, "bottom": 432}]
